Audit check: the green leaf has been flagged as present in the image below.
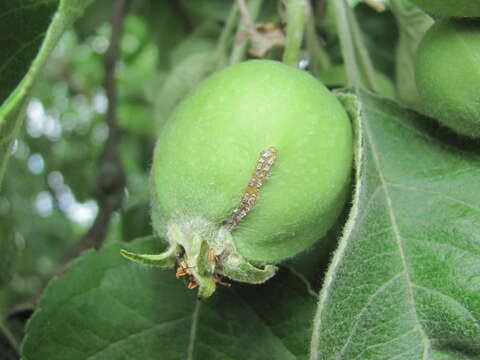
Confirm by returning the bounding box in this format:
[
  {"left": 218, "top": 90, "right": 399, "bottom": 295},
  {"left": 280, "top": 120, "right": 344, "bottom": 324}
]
[
  {"left": 389, "top": 0, "right": 433, "bottom": 109},
  {"left": 0, "top": 0, "right": 93, "bottom": 188},
  {"left": 22, "top": 237, "right": 317, "bottom": 360},
  {"left": 310, "top": 90, "right": 480, "bottom": 359},
  {"left": 328, "top": 0, "right": 364, "bottom": 89},
  {"left": 0, "top": 0, "right": 57, "bottom": 105},
  {"left": 121, "top": 203, "right": 154, "bottom": 242}
]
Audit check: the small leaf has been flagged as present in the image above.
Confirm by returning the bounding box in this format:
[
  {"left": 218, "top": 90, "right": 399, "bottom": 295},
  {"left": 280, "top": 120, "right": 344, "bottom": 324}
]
[
  {"left": 310, "top": 90, "right": 480, "bottom": 359},
  {"left": 0, "top": 0, "right": 94, "bottom": 188},
  {"left": 120, "top": 241, "right": 177, "bottom": 268},
  {"left": 22, "top": 237, "right": 317, "bottom": 359}
]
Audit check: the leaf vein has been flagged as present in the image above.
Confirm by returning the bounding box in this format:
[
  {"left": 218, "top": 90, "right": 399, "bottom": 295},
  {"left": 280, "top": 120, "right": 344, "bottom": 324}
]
[
  {"left": 407, "top": 236, "right": 480, "bottom": 257},
  {"left": 186, "top": 300, "right": 201, "bottom": 360},
  {"left": 335, "top": 273, "right": 404, "bottom": 359},
  {"left": 365, "top": 122, "right": 431, "bottom": 358},
  {"left": 351, "top": 327, "right": 418, "bottom": 360},
  {"left": 387, "top": 182, "right": 480, "bottom": 213},
  {"left": 84, "top": 316, "right": 191, "bottom": 360},
  {"left": 412, "top": 284, "right": 480, "bottom": 328}
]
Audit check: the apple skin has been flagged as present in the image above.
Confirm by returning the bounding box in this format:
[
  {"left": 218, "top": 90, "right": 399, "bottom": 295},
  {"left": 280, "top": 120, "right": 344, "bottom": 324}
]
[
  {"left": 415, "top": 19, "right": 480, "bottom": 138},
  {"left": 152, "top": 60, "right": 353, "bottom": 264}
]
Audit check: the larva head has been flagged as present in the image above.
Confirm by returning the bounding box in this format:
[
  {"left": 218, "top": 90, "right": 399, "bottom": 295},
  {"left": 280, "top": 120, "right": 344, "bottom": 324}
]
[
  {"left": 122, "top": 60, "right": 353, "bottom": 298},
  {"left": 415, "top": 19, "right": 480, "bottom": 138}
]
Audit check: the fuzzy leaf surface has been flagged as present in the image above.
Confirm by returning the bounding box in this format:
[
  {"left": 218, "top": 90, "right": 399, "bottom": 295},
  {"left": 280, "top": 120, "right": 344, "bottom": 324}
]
[
  {"left": 22, "top": 237, "right": 317, "bottom": 360},
  {"left": 310, "top": 91, "right": 480, "bottom": 359}
]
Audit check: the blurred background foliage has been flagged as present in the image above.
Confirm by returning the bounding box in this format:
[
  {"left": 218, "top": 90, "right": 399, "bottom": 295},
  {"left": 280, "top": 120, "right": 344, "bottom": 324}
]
[{"left": 0, "top": 0, "right": 400, "bottom": 357}]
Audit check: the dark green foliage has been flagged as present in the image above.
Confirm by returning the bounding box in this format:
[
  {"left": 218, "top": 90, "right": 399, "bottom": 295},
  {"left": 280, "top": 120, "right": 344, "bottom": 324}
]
[
  {"left": 0, "top": 0, "right": 58, "bottom": 104},
  {"left": 22, "top": 238, "right": 317, "bottom": 360}
]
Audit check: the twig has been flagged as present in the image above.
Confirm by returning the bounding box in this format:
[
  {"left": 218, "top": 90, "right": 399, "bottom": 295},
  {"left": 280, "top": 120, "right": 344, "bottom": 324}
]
[
  {"left": 304, "top": 1, "right": 331, "bottom": 75},
  {"left": 84, "top": 0, "right": 128, "bottom": 250},
  {"left": 215, "top": 2, "right": 239, "bottom": 68},
  {"left": 229, "top": 0, "right": 262, "bottom": 64},
  {"left": 329, "top": 0, "right": 361, "bottom": 88},
  {"left": 236, "top": 0, "right": 256, "bottom": 35},
  {"left": 63, "top": 0, "right": 129, "bottom": 261},
  {"left": 282, "top": 0, "right": 307, "bottom": 66},
  {"left": 347, "top": 5, "right": 381, "bottom": 92}
]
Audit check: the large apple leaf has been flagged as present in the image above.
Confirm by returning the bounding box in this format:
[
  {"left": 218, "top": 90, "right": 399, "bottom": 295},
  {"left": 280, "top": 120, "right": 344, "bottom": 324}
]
[
  {"left": 0, "top": 0, "right": 93, "bottom": 188},
  {"left": 310, "top": 91, "right": 480, "bottom": 359},
  {"left": 21, "top": 236, "right": 317, "bottom": 360}
]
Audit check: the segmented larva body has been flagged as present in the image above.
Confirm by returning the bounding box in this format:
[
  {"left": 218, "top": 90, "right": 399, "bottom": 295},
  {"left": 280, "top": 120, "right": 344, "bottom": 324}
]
[{"left": 226, "top": 147, "right": 278, "bottom": 230}]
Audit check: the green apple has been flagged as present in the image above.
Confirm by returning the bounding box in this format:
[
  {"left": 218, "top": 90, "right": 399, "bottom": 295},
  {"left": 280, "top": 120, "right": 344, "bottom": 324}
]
[{"left": 122, "top": 60, "right": 353, "bottom": 298}]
